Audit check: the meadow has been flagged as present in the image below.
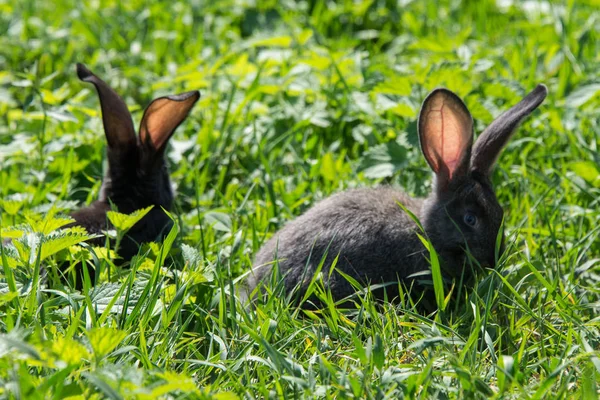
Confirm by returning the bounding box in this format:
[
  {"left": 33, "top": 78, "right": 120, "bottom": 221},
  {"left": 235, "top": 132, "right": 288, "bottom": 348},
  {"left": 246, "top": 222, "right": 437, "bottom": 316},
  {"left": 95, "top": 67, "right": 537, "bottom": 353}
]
[{"left": 0, "top": 0, "right": 599, "bottom": 398}]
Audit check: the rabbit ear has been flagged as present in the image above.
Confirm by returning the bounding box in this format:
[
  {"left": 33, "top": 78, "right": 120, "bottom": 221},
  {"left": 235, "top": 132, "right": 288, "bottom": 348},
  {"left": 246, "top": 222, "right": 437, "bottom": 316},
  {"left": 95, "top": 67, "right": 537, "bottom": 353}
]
[
  {"left": 418, "top": 88, "right": 474, "bottom": 191},
  {"left": 76, "top": 63, "right": 137, "bottom": 149},
  {"left": 471, "top": 84, "right": 547, "bottom": 176},
  {"left": 138, "top": 91, "right": 200, "bottom": 153}
]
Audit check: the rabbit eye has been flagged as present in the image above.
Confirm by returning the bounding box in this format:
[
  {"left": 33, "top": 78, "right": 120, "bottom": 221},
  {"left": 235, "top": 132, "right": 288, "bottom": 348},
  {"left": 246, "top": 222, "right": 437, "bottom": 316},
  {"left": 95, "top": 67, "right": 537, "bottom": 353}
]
[{"left": 463, "top": 213, "right": 477, "bottom": 227}]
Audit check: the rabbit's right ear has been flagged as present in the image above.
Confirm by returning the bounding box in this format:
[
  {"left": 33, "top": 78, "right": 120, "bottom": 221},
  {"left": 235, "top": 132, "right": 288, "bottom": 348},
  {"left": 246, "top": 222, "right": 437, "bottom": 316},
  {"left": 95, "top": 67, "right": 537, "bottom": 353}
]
[
  {"left": 77, "top": 63, "right": 137, "bottom": 149},
  {"left": 418, "top": 88, "right": 474, "bottom": 191},
  {"left": 470, "top": 84, "right": 547, "bottom": 176},
  {"left": 138, "top": 91, "right": 200, "bottom": 154}
]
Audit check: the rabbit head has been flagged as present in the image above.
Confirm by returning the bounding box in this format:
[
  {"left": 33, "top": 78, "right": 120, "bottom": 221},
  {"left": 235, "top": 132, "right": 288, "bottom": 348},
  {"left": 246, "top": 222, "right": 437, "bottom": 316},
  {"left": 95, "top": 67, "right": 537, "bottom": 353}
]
[{"left": 417, "top": 85, "right": 548, "bottom": 278}]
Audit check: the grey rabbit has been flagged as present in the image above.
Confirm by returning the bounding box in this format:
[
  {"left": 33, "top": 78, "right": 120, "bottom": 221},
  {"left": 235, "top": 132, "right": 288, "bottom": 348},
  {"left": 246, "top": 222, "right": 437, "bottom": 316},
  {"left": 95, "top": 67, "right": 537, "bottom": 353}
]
[
  {"left": 66, "top": 63, "right": 199, "bottom": 282},
  {"left": 246, "top": 84, "right": 548, "bottom": 308}
]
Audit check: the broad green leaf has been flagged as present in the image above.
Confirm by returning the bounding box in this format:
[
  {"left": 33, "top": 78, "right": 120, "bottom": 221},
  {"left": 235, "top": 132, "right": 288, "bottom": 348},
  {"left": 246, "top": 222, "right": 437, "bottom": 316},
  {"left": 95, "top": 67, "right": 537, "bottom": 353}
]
[
  {"left": 82, "top": 372, "right": 123, "bottom": 400},
  {"left": 69, "top": 245, "right": 114, "bottom": 261},
  {"left": 570, "top": 161, "right": 600, "bottom": 187},
  {"left": 251, "top": 36, "right": 293, "bottom": 48},
  {"left": 320, "top": 152, "right": 336, "bottom": 182},
  {"left": 358, "top": 141, "right": 409, "bottom": 178},
  {"left": 51, "top": 337, "right": 90, "bottom": 366},
  {"left": 0, "top": 291, "right": 18, "bottom": 306},
  {"left": 39, "top": 230, "right": 97, "bottom": 261},
  {"left": 204, "top": 211, "right": 232, "bottom": 232},
  {"left": 1, "top": 199, "right": 24, "bottom": 215},
  {"left": 181, "top": 244, "right": 214, "bottom": 282},
  {"left": 89, "top": 282, "right": 144, "bottom": 315},
  {"left": 565, "top": 83, "right": 600, "bottom": 108},
  {"left": 298, "top": 29, "right": 313, "bottom": 45},
  {"left": 107, "top": 206, "right": 154, "bottom": 233},
  {"left": 301, "top": 52, "right": 330, "bottom": 70},
  {"left": 87, "top": 327, "right": 127, "bottom": 360},
  {"left": 181, "top": 244, "right": 202, "bottom": 269},
  {"left": 225, "top": 53, "right": 257, "bottom": 77},
  {"left": 1, "top": 227, "right": 24, "bottom": 239},
  {"left": 373, "top": 76, "right": 412, "bottom": 96},
  {"left": 140, "top": 371, "right": 198, "bottom": 398},
  {"left": 389, "top": 103, "right": 415, "bottom": 117},
  {"left": 28, "top": 215, "right": 76, "bottom": 235},
  {"left": 213, "top": 393, "right": 240, "bottom": 400}
]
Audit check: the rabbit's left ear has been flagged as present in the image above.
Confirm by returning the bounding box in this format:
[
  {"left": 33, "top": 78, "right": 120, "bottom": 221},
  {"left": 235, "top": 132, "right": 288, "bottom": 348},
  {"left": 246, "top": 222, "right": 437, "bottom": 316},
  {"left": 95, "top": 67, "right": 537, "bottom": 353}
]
[
  {"left": 471, "top": 84, "right": 547, "bottom": 176},
  {"left": 138, "top": 91, "right": 200, "bottom": 153},
  {"left": 77, "top": 63, "right": 137, "bottom": 150},
  {"left": 418, "top": 88, "right": 474, "bottom": 192}
]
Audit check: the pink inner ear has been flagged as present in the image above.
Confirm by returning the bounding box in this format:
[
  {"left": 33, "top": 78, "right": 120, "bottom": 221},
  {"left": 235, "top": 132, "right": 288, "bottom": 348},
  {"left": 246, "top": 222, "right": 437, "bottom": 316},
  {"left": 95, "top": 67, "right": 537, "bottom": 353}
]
[
  {"left": 144, "top": 108, "right": 171, "bottom": 149},
  {"left": 139, "top": 92, "right": 199, "bottom": 151},
  {"left": 445, "top": 159, "right": 459, "bottom": 175},
  {"left": 422, "top": 94, "right": 472, "bottom": 180}
]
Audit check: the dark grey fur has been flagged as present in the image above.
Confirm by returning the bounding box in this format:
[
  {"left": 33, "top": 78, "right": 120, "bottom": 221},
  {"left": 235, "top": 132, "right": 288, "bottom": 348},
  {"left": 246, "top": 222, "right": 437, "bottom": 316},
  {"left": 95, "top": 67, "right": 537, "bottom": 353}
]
[
  {"left": 69, "top": 63, "right": 199, "bottom": 268},
  {"left": 246, "top": 84, "right": 548, "bottom": 307}
]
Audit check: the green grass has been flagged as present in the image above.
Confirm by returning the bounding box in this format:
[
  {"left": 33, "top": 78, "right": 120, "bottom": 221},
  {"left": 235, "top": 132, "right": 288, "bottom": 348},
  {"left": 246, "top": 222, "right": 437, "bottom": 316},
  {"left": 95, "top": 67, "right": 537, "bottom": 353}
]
[{"left": 1, "top": 0, "right": 599, "bottom": 398}]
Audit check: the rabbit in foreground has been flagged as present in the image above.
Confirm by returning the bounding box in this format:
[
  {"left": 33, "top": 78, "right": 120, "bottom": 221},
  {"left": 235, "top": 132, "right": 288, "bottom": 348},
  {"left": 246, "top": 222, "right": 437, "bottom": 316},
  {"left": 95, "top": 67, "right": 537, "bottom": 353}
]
[
  {"left": 247, "top": 84, "right": 548, "bottom": 308},
  {"left": 68, "top": 63, "right": 199, "bottom": 274}
]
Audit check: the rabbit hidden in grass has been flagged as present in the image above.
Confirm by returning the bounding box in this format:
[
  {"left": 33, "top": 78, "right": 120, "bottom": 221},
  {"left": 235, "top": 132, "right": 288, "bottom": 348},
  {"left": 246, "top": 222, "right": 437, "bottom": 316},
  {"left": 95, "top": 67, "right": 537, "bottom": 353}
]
[
  {"left": 62, "top": 63, "right": 199, "bottom": 285},
  {"left": 246, "top": 84, "right": 548, "bottom": 310}
]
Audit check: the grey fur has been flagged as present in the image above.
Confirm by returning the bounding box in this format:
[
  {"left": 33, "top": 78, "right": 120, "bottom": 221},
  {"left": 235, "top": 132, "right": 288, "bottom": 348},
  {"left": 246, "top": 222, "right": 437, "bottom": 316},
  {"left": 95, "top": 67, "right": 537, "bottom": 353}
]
[{"left": 246, "top": 85, "right": 547, "bottom": 307}]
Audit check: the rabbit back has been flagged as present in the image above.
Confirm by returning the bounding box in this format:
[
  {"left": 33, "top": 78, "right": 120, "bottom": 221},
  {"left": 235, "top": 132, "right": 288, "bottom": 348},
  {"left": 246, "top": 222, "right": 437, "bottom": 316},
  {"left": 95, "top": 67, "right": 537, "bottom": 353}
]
[{"left": 250, "top": 187, "right": 428, "bottom": 301}]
